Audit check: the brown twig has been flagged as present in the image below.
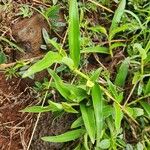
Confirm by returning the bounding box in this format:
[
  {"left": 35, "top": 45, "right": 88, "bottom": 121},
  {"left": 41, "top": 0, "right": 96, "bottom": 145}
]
[
  {"left": 87, "top": 0, "right": 114, "bottom": 13},
  {"left": 32, "top": 0, "right": 51, "bottom": 7}
]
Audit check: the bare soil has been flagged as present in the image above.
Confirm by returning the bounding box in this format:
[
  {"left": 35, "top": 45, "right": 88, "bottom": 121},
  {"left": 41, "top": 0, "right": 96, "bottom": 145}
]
[{"left": 0, "top": 2, "right": 75, "bottom": 149}]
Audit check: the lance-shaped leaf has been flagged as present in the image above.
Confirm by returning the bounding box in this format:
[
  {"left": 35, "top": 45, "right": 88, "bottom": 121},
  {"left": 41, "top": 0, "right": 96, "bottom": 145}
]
[
  {"left": 69, "top": 0, "right": 80, "bottom": 68},
  {"left": 140, "top": 101, "right": 150, "bottom": 117},
  {"left": 48, "top": 69, "right": 87, "bottom": 102},
  {"left": 92, "top": 83, "right": 103, "bottom": 144},
  {"left": 80, "top": 104, "right": 96, "bottom": 144},
  {"left": 115, "top": 58, "right": 130, "bottom": 87},
  {"left": 81, "top": 46, "right": 109, "bottom": 54},
  {"left": 114, "top": 103, "right": 123, "bottom": 134},
  {"left": 21, "top": 100, "right": 63, "bottom": 113},
  {"left": 23, "top": 51, "right": 62, "bottom": 78},
  {"left": 110, "top": 0, "right": 126, "bottom": 31},
  {"left": 42, "top": 129, "right": 85, "bottom": 142},
  {"left": 71, "top": 117, "right": 83, "bottom": 129}
]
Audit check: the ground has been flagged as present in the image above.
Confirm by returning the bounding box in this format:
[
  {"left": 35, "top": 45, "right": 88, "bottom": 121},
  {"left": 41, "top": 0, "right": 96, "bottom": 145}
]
[{"left": 0, "top": 1, "right": 74, "bottom": 149}]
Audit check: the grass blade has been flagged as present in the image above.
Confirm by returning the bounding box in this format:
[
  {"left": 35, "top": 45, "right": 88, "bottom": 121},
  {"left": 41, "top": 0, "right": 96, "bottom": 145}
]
[
  {"left": 92, "top": 83, "right": 103, "bottom": 144},
  {"left": 69, "top": 0, "right": 80, "bottom": 68},
  {"left": 42, "top": 129, "right": 85, "bottom": 142},
  {"left": 80, "top": 104, "right": 96, "bottom": 144}
]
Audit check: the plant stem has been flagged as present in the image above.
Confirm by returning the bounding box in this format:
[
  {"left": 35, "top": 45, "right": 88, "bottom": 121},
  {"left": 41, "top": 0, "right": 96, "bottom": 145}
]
[{"left": 73, "top": 69, "right": 90, "bottom": 81}]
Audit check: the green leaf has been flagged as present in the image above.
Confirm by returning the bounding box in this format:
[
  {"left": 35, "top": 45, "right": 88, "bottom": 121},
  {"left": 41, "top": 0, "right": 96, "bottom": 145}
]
[
  {"left": 98, "top": 139, "right": 110, "bottom": 149},
  {"left": 69, "top": 0, "right": 80, "bottom": 68},
  {"left": 84, "top": 133, "right": 90, "bottom": 150},
  {"left": 71, "top": 117, "right": 83, "bottom": 129},
  {"left": 20, "top": 106, "right": 52, "bottom": 113},
  {"left": 48, "top": 69, "right": 87, "bottom": 102},
  {"left": 92, "top": 83, "right": 103, "bottom": 143},
  {"left": 145, "top": 40, "right": 150, "bottom": 53},
  {"left": 103, "top": 105, "right": 113, "bottom": 118},
  {"left": 136, "top": 142, "right": 144, "bottom": 150},
  {"left": 48, "top": 69, "right": 71, "bottom": 100},
  {"left": 61, "top": 56, "right": 74, "bottom": 70},
  {"left": 107, "top": 80, "right": 123, "bottom": 103},
  {"left": 62, "top": 102, "right": 78, "bottom": 113},
  {"left": 110, "top": 0, "right": 126, "bottom": 31},
  {"left": 132, "top": 72, "right": 141, "bottom": 84},
  {"left": 90, "top": 68, "right": 102, "bottom": 82},
  {"left": 45, "top": 5, "right": 59, "bottom": 19},
  {"left": 145, "top": 79, "right": 150, "bottom": 94},
  {"left": 42, "top": 28, "right": 50, "bottom": 45},
  {"left": 74, "top": 144, "right": 81, "bottom": 150},
  {"left": 109, "top": 23, "right": 131, "bottom": 40},
  {"left": 80, "top": 104, "right": 96, "bottom": 144},
  {"left": 133, "top": 43, "right": 147, "bottom": 60},
  {"left": 48, "top": 39, "right": 66, "bottom": 55},
  {"left": 132, "top": 108, "right": 144, "bottom": 118},
  {"left": 81, "top": 46, "right": 109, "bottom": 54},
  {"left": 114, "top": 103, "right": 123, "bottom": 133},
  {"left": 48, "top": 100, "right": 63, "bottom": 111},
  {"left": 140, "top": 101, "right": 150, "bottom": 117},
  {"left": 126, "top": 107, "right": 144, "bottom": 118},
  {"left": 0, "top": 52, "right": 7, "bottom": 64},
  {"left": 42, "top": 129, "right": 85, "bottom": 142},
  {"left": 88, "top": 25, "right": 107, "bottom": 36},
  {"left": 115, "top": 58, "right": 130, "bottom": 87},
  {"left": 109, "top": 42, "right": 126, "bottom": 51},
  {"left": 21, "top": 100, "right": 63, "bottom": 113},
  {"left": 23, "top": 51, "right": 62, "bottom": 78},
  {"left": 125, "top": 10, "right": 142, "bottom": 29},
  {"left": 64, "top": 84, "right": 87, "bottom": 102}
]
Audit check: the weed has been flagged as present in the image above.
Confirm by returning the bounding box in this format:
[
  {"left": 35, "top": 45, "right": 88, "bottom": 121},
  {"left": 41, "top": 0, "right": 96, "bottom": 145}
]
[
  {"left": 17, "top": 4, "right": 33, "bottom": 18},
  {"left": 1, "top": 0, "right": 149, "bottom": 149}
]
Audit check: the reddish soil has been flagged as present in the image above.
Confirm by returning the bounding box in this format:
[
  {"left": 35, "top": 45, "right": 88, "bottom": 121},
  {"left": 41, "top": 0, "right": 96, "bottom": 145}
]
[
  {"left": 0, "top": 73, "right": 35, "bottom": 150},
  {"left": 0, "top": 2, "right": 75, "bottom": 149}
]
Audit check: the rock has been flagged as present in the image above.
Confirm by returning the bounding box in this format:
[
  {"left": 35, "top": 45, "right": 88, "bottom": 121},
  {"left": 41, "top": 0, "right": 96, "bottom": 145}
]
[{"left": 12, "top": 14, "right": 49, "bottom": 60}]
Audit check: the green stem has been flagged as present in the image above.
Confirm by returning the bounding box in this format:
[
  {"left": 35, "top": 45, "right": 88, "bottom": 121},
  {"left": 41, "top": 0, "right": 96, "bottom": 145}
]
[
  {"left": 73, "top": 69, "right": 90, "bottom": 81},
  {"left": 141, "top": 58, "right": 144, "bottom": 75},
  {"left": 127, "top": 94, "right": 150, "bottom": 106}
]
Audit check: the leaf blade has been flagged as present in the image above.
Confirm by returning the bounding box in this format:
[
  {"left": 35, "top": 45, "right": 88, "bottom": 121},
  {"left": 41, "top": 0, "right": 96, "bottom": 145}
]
[
  {"left": 80, "top": 104, "right": 96, "bottom": 144},
  {"left": 23, "top": 51, "right": 62, "bottom": 78},
  {"left": 92, "top": 83, "right": 103, "bottom": 144},
  {"left": 115, "top": 58, "right": 130, "bottom": 87},
  {"left": 42, "top": 129, "right": 85, "bottom": 142},
  {"left": 69, "top": 0, "right": 80, "bottom": 68}
]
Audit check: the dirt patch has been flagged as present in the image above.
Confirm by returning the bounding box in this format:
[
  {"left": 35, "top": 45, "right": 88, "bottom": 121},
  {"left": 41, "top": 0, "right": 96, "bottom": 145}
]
[
  {"left": 30, "top": 113, "right": 76, "bottom": 150},
  {"left": 0, "top": 83, "right": 36, "bottom": 150},
  {"left": 0, "top": 5, "right": 75, "bottom": 149}
]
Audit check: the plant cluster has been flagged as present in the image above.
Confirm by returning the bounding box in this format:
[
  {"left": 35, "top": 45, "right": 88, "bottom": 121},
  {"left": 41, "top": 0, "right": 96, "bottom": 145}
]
[{"left": 1, "top": 0, "right": 150, "bottom": 149}]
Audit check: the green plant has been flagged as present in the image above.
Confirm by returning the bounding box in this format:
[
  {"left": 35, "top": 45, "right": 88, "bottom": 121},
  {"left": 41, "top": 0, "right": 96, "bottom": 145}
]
[
  {"left": 21, "top": 0, "right": 150, "bottom": 149},
  {"left": 17, "top": 4, "right": 33, "bottom": 18}
]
